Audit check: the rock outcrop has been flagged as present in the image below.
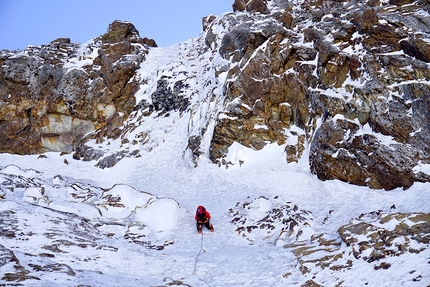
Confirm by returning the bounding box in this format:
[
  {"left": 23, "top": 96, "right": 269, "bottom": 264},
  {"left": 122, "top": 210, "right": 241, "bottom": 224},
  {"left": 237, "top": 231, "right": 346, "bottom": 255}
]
[
  {"left": 1, "top": 1, "right": 429, "bottom": 190},
  {"left": 229, "top": 196, "right": 315, "bottom": 244},
  {"left": 338, "top": 211, "right": 430, "bottom": 262},
  {"left": 209, "top": 0, "right": 430, "bottom": 190},
  {"left": 0, "top": 20, "right": 154, "bottom": 154},
  {"left": 233, "top": 0, "right": 271, "bottom": 14},
  {"left": 280, "top": 209, "right": 430, "bottom": 285}
]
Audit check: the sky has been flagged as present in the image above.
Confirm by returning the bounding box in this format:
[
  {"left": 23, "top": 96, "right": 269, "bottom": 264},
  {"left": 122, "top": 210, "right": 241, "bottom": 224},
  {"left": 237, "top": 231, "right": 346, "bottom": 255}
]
[{"left": 0, "top": 0, "right": 233, "bottom": 50}]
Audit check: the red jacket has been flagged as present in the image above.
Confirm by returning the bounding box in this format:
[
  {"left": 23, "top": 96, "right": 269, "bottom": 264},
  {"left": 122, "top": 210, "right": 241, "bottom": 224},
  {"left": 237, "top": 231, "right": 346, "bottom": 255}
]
[{"left": 195, "top": 207, "right": 211, "bottom": 223}]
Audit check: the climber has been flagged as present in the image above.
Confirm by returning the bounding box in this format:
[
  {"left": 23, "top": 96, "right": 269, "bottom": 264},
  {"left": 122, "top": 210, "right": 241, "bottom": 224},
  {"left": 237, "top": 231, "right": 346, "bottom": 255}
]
[{"left": 195, "top": 205, "right": 214, "bottom": 234}]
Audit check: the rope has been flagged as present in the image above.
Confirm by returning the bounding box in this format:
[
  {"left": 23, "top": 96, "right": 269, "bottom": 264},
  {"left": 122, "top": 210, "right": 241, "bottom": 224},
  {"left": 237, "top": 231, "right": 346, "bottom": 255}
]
[
  {"left": 195, "top": 273, "right": 212, "bottom": 287},
  {"left": 193, "top": 232, "right": 204, "bottom": 273},
  {"left": 177, "top": 227, "right": 213, "bottom": 287},
  {"left": 192, "top": 232, "right": 212, "bottom": 287}
]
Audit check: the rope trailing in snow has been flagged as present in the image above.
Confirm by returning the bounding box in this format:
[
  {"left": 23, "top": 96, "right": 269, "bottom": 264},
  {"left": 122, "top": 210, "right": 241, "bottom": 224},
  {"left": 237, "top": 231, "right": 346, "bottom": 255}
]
[
  {"left": 180, "top": 232, "right": 212, "bottom": 287},
  {"left": 193, "top": 232, "right": 204, "bottom": 274},
  {"left": 194, "top": 272, "right": 212, "bottom": 287},
  {"left": 192, "top": 232, "right": 212, "bottom": 287}
]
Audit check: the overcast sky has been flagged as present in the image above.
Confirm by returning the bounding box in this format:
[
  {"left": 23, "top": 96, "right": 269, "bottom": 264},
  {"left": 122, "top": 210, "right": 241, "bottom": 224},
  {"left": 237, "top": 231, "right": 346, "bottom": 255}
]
[{"left": 0, "top": 0, "right": 233, "bottom": 50}]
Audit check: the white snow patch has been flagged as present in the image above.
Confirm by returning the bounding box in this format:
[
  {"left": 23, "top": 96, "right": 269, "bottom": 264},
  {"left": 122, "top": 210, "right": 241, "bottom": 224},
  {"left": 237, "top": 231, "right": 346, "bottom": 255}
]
[
  {"left": 248, "top": 197, "right": 272, "bottom": 221},
  {"left": 134, "top": 198, "right": 184, "bottom": 234},
  {"left": 413, "top": 163, "right": 430, "bottom": 175}
]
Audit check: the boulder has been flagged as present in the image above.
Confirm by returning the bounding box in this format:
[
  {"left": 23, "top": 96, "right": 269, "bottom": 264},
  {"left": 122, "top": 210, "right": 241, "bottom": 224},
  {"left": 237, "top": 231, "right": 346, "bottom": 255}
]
[
  {"left": 220, "top": 28, "right": 269, "bottom": 61},
  {"left": 352, "top": 8, "right": 379, "bottom": 31},
  {"left": 101, "top": 20, "right": 141, "bottom": 44},
  {"left": 400, "top": 37, "right": 430, "bottom": 63},
  {"left": 232, "top": 0, "right": 270, "bottom": 14},
  {"left": 309, "top": 117, "right": 422, "bottom": 190},
  {"left": 246, "top": 0, "right": 270, "bottom": 14},
  {"left": 275, "top": 11, "right": 294, "bottom": 29},
  {"left": 142, "top": 37, "right": 158, "bottom": 47},
  {"left": 233, "top": 0, "right": 247, "bottom": 12},
  {"left": 202, "top": 15, "right": 217, "bottom": 32},
  {"left": 367, "top": 0, "right": 380, "bottom": 7}
]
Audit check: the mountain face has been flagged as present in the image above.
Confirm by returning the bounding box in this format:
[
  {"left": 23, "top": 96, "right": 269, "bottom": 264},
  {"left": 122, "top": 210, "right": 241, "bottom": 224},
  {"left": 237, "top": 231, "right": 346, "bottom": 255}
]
[
  {"left": 1, "top": 0, "right": 429, "bottom": 190},
  {"left": 0, "top": 21, "right": 154, "bottom": 155}
]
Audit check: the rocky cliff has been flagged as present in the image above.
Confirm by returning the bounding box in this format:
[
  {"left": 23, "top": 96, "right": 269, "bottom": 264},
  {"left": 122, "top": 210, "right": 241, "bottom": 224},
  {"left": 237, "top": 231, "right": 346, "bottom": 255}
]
[
  {"left": 0, "top": 21, "right": 155, "bottom": 154},
  {"left": 1, "top": 0, "right": 429, "bottom": 190}
]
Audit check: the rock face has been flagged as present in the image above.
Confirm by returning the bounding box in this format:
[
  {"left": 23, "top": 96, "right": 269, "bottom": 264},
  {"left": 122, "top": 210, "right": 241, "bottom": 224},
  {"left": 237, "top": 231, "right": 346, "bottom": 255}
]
[
  {"left": 232, "top": 0, "right": 271, "bottom": 14},
  {"left": 280, "top": 208, "right": 430, "bottom": 284},
  {"left": 0, "top": 20, "right": 154, "bottom": 154},
  {"left": 1, "top": 1, "right": 430, "bottom": 190},
  {"left": 226, "top": 196, "right": 430, "bottom": 285},
  {"left": 151, "top": 78, "right": 190, "bottom": 113},
  {"left": 228, "top": 196, "right": 315, "bottom": 244},
  {"left": 338, "top": 211, "right": 430, "bottom": 262},
  {"left": 209, "top": 0, "right": 430, "bottom": 190}
]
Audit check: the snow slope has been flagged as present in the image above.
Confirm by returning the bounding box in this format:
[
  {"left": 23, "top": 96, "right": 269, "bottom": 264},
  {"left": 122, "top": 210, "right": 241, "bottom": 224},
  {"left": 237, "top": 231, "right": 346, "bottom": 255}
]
[{"left": 1, "top": 103, "right": 429, "bottom": 286}]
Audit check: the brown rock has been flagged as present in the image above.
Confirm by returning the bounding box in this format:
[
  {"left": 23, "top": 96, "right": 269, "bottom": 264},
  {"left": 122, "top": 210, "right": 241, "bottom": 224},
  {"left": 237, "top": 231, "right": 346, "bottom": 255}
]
[
  {"left": 246, "top": 0, "right": 270, "bottom": 14},
  {"left": 202, "top": 15, "right": 217, "bottom": 32},
  {"left": 275, "top": 11, "right": 294, "bottom": 29},
  {"left": 211, "top": 34, "right": 312, "bottom": 163},
  {"left": 400, "top": 38, "right": 430, "bottom": 63},
  {"left": 349, "top": 56, "right": 362, "bottom": 81},
  {"left": 389, "top": 0, "right": 415, "bottom": 5},
  {"left": 219, "top": 28, "right": 268, "bottom": 62},
  {"left": 50, "top": 38, "right": 71, "bottom": 45},
  {"left": 0, "top": 20, "right": 147, "bottom": 155},
  {"left": 301, "top": 280, "right": 323, "bottom": 287},
  {"left": 232, "top": 0, "right": 247, "bottom": 12},
  {"left": 361, "top": 8, "right": 379, "bottom": 30},
  {"left": 320, "top": 53, "right": 350, "bottom": 88},
  {"left": 351, "top": 9, "right": 378, "bottom": 31},
  {"left": 338, "top": 212, "right": 430, "bottom": 262},
  {"left": 363, "top": 24, "right": 403, "bottom": 53},
  {"left": 101, "top": 20, "right": 141, "bottom": 44},
  {"left": 310, "top": 116, "right": 421, "bottom": 190},
  {"left": 142, "top": 37, "right": 158, "bottom": 47},
  {"left": 367, "top": 0, "right": 380, "bottom": 7}
]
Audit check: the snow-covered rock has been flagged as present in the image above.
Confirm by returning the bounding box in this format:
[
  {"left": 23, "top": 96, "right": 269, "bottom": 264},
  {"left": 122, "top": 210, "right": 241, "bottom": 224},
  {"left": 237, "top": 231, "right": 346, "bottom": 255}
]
[{"left": 1, "top": 1, "right": 429, "bottom": 190}]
